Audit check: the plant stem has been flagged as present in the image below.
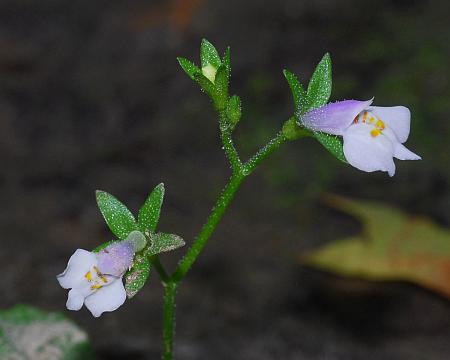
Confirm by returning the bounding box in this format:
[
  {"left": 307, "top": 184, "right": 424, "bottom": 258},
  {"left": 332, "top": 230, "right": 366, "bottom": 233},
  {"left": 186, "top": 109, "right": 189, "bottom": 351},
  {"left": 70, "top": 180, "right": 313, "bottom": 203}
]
[
  {"left": 243, "top": 131, "right": 286, "bottom": 175},
  {"left": 171, "top": 172, "right": 245, "bottom": 282},
  {"left": 219, "top": 111, "right": 243, "bottom": 173},
  {"left": 159, "top": 130, "right": 287, "bottom": 359},
  {"left": 162, "top": 281, "right": 177, "bottom": 360}
]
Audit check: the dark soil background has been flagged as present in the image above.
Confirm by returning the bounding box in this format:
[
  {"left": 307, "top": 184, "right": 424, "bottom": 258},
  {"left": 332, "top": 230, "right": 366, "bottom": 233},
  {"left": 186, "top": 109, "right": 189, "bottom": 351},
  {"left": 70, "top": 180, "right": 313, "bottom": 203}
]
[{"left": 0, "top": 0, "right": 449, "bottom": 359}]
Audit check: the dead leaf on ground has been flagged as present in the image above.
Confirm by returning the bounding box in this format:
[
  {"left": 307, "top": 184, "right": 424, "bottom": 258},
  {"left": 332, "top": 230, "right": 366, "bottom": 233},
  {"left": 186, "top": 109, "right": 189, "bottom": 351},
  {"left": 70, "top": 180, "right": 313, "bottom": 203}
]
[{"left": 301, "top": 194, "right": 450, "bottom": 299}]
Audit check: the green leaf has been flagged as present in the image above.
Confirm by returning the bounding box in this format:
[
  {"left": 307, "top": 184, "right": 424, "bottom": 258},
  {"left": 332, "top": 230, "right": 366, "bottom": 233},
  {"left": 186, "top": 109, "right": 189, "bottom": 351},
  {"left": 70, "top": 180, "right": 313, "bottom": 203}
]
[
  {"left": 95, "top": 190, "right": 138, "bottom": 240},
  {"left": 305, "top": 53, "right": 332, "bottom": 111},
  {"left": 146, "top": 232, "right": 185, "bottom": 256},
  {"left": 125, "top": 254, "right": 151, "bottom": 299},
  {"left": 226, "top": 95, "right": 242, "bottom": 128},
  {"left": 193, "top": 72, "right": 215, "bottom": 98},
  {"left": 314, "top": 132, "right": 347, "bottom": 163},
  {"left": 302, "top": 195, "right": 450, "bottom": 299},
  {"left": 200, "top": 38, "right": 221, "bottom": 69},
  {"left": 283, "top": 69, "right": 307, "bottom": 115},
  {"left": 213, "top": 64, "right": 229, "bottom": 110},
  {"left": 138, "top": 183, "right": 165, "bottom": 232},
  {"left": 177, "top": 57, "right": 200, "bottom": 80}
]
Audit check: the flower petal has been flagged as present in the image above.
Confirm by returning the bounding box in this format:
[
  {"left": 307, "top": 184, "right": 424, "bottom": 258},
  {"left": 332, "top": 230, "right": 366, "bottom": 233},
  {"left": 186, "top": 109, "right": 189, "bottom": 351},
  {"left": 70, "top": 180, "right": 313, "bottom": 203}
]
[
  {"left": 84, "top": 278, "right": 126, "bottom": 317},
  {"left": 66, "top": 289, "right": 85, "bottom": 311},
  {"left": 394, "top": 143, "right": 422, "bottom": 160},
  {"left": 96, "top": 241, "right": 134, "bottom": 277},
  {"left": 301, "top": 99, "right": 373, "bottom": 135},
  {"left": 343, "top": 123, "right": 396, "bottom": 176},
  {"left": 369, "top": 106, "right": 410, "bottom": 143},
  {"left": 57, "top": 249, "right": 97, "bottom": 289}
]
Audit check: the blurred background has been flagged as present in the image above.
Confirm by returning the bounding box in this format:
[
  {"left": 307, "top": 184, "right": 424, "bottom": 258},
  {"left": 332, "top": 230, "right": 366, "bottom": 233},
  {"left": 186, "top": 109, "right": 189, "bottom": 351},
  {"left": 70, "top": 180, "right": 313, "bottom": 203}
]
[{"left": 0, "top": 0, "right": 449, "bottom": 359}]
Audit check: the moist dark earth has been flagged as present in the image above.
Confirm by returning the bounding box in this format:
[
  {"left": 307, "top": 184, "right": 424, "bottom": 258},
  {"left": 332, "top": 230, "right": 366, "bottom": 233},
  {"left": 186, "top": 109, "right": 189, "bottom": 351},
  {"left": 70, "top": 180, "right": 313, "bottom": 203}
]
[{"left": 0, "top": 0, "right": 449, "bottom": 359}]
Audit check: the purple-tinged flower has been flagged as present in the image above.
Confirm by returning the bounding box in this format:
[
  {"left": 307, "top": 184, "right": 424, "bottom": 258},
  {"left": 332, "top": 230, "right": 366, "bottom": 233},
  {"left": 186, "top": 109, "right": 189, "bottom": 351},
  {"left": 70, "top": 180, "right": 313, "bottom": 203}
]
[
  {"left": 57, "top": 232, "right": 145, "bottom": 317},
  {"left": 300, "top": 99, "right": 421, "bottom": 176}
]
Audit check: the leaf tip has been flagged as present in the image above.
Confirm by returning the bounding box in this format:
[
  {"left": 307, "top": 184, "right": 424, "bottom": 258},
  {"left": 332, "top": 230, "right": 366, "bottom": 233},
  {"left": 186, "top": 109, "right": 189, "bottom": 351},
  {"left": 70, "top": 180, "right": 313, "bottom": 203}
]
[{"left": 95, "top": 190, "right": 106, "bottom": 198}]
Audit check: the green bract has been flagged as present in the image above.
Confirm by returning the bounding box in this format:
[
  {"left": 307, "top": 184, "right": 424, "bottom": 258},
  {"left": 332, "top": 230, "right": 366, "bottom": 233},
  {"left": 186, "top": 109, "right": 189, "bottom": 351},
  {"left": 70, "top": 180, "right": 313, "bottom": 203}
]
[
  {"left": 146, "top": 232, "right": 185, "bottom": 256},
  {"left": 138, "top": 183, "right": 165, "bottom": 233},
  {"left": 200, "top": 38, "right": 221, "bottom": 69},
  {"left": 283, "top": 54, "right": 347, "bottom": 163},
  {"left": 226, "top": 95, "right": 242, "bottom": 128},
  {"left": 95, "top": 191, "right": 138, "bottom": 240},
  {"left": 305, "top": 53, "right": 332, "bottom": 111},
  {"left": 178, "top": 39, "right": 235, "bottom": 122},
  {"left": 94, "top": 184, "right": 184, "bottom": 299},
  {"left": 125, "top": 253, "right": 151, "bottom": 299}
]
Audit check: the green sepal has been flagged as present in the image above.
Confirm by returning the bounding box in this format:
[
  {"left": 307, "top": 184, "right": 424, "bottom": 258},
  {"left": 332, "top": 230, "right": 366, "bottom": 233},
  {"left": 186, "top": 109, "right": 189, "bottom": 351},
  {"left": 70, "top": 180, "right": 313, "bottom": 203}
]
[
  {"left": 138, "top": 183, "right": 165, "bottom": 233},
  {"left": 95, "top": 191, "right": 138, "bottom": 240},
  {"left": 200, "top": 39, "right": 221, "bottom": 69},
  {"left": 193, "top": 72, "right": 215, "bottom": 98},
  {"left": 226, "top": 95, "right": 242, "bottom": 128},
  {"left": 283, "top": 69, "right": 307, "bottom": 115},
  {"left": 125, "top": 253, "right": 151, "bottom": 299},
  {"left": 213, "top": 64, "right": 229, "bottom": 110},
  {"left": 145, "top": 232, "right": 185, "bottom": 256},
  {"left": 282, "top": 117, "right": 312, "bottom": 141},
  {"left": 314, "top": 132, "right": 347, "bottom": 163},
  {"left": 177, "top": 57, "right": 200, "bottom": 80},
  {"left": 305, "top": 53, "right": 332, "bottom": 112}
]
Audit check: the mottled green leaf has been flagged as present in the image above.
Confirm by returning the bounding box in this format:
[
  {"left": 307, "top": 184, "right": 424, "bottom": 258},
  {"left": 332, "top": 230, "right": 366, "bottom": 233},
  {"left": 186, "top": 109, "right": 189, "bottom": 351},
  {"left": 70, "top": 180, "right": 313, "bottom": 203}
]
[
  {"left": 125, "top": 254, "right": 151, "bottom": 299},
  {"left": 302, "top": 195, "right": 450, "bottom": 299},
  {"left": 146, "top": 232, "right": 185, "bottom": 256},
  {"left": 177, "top": 57, "right": 200, "bottom": 80},
  {"left": 138, "top": 183, "right": 165, "bottom": 233},
  {"left": 305, "top": 53, "right": 332, "bottom": 111},
  {"left": 200, "top": 38, "right": 221, "bottom": 68},
  {"left": 314, "top": 132, "right": 347, "bottom": 163},
  {"left": 283, "top": 69, "right": 307, "bottom": 115},
  {"left": 0, "top": 305, "right": 93, "bottom": 359},
  {"left": 96, "top": 191, "right": 138, "bottom": 240}
]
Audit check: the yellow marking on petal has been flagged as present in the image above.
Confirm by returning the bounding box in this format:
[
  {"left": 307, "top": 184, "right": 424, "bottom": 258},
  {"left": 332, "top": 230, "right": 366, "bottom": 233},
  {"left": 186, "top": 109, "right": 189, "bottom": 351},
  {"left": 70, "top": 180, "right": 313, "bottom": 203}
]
[
  {"left": 93, "top": 266, "right": 108, "bottom": 283},
  {"left": 376, "top": 119, "right": 385, "bottom": 130},
  {"left": 369, "top": 116, "right": 375, "bottom": 124},
  {"left": 353, "top": 115, "right": 359, "bottom": 124},
  {"left": 371, "top": 129, "right": 381, "bottom": 137},
  {"left": 91, "top": 284, "right": 103, "bottom": 290},
  {"left": 84, "top": 271, "right": 92, "bottom": 281},
  {"left": 362, "top": 111, "right": 368, "bottom": 123}
]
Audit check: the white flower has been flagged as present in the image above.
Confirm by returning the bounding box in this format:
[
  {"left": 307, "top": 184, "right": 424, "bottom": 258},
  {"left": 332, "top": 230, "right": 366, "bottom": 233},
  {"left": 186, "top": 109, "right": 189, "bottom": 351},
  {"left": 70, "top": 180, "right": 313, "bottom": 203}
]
[
  {"left": 300, "top": 99, "right": 421, "bottom": 176},
  {"left": 57, "top": 240, "right": 135, "bottom": 317}
]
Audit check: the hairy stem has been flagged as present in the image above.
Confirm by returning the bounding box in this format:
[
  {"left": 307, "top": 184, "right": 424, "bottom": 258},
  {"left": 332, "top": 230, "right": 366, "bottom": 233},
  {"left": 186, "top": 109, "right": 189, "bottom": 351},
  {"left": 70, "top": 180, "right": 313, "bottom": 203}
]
[
  {"left": 162, "top": 281, "right": 178, "bottom": 360},
  {"left": 171, "top": 172, "right": 245, "bottom": 282},
  {"left": 160, "top": 129, "right": 288, "bottom": 359},
  {"left": 219, "top": 111, "right": 243, "bottom": 173},
  {"left": 243, "top": 131, "right": 286, "bottom": 175}
]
